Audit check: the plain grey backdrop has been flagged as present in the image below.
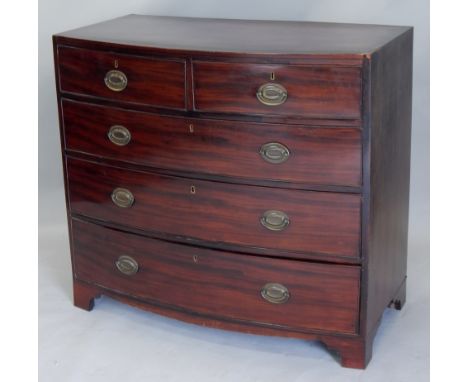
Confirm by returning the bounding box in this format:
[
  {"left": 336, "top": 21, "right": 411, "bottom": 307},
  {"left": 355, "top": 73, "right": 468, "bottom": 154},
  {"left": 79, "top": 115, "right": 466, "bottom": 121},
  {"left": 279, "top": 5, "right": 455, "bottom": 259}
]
[{"left": 39, "top": 1, "right": 429, "bottom": 381}]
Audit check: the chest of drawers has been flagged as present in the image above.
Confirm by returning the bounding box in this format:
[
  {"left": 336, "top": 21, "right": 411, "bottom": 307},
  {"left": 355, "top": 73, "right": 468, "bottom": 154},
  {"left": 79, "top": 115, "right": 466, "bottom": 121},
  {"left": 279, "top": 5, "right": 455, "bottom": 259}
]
[{"left": 53, "top": 15, "right": 413, "bottom": 369}]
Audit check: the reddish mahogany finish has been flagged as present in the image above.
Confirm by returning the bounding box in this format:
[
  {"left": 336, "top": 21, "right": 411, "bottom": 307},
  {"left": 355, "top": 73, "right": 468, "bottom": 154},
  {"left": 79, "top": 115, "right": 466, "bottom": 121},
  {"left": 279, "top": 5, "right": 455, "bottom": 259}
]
[
  {"left": 67, "top": 157, "right": 361, "bottom": 259},
  {"left": 53, "top": 14, "right": 407, "bottom": 57},
  {"left": 72, "top": 219, "right": 361, "bottom": 334},
  {"left": 57, "top": 46, "right": 186, "bottom": 109},
  {"left": 193, "top": 61, "right": 362, "bottom": 118},
  {"left": 73, "top": 275, "right": 372, "bottom": 368},
  {"left": 62, "top": 99, "right": 362, "bottom": 187},
  {"left": 362, "top": 29, "right": 413, "bottom": 342},
  {"left": 53, "top": 15, "right": 413, "bottom": 369}
]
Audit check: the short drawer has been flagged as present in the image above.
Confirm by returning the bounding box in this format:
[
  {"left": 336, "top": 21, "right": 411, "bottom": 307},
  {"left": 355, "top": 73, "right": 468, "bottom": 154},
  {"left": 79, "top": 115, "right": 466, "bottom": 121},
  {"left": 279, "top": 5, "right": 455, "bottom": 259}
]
[
  {"left": 72, "top": 219, "right": 361, "bottom": 334},
  {"left": 67, "top": 158, "right": 361, "bottom": 259},
  {"left": 193, "top": 61, "right": 361, "bottom": 118},
  {"left": 62, "top": 99, "right": 362, "bottom": 187},
  {"left": 57, "top": 46, "right": 186, "bottom": 109}
]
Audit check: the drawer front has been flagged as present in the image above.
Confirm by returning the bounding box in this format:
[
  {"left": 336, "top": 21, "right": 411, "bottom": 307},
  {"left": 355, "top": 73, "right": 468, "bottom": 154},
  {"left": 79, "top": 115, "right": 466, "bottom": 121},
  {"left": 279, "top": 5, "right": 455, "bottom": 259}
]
[
  {"left": 193, "top": 61, "right": 361, "bottom": 118},
  {"left": 63, "top": 99, "right": 362, "bottom": 187},
  {"left": 72, "top": 219, "right": 360, "bottom": 334},
  {"left": 57, "top": 46, "right": 186, "bottom": 109},
  {"left": 67, "top": 158, "right": 361, "bottom": 258}
]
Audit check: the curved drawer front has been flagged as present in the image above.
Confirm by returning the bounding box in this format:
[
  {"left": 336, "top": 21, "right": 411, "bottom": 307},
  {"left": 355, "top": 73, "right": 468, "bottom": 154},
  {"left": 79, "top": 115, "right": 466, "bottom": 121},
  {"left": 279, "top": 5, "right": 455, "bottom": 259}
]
[
  {"left": 72, "top": 219, "right": 360, "bottom": 334},
  {"left": 67, "top": 158, "right": 361, "bottom": 259},
  {"left": 193, "top": 61, "right": 362, "bottom": 118},
  {"left": 63, "top": 99, "right": 362, "bottom": 187},
  {"left": 57, "top": 46, "right": 186, "bottom": 109}
]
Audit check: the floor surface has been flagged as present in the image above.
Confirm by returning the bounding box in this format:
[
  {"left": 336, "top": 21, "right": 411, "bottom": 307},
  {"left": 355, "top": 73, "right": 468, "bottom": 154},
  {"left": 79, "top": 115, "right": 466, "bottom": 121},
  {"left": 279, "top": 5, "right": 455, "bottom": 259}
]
[{"left": 39, "top": 190, "right": 429, "bottom": 382}]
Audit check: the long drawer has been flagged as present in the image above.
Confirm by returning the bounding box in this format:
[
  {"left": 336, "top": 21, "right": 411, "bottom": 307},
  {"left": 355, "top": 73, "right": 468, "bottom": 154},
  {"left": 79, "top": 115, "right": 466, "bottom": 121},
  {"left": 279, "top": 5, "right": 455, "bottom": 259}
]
[
  {"left": 57, "top": 46, "right": 186, "bottom": 109},
  {"left": 62, "top": 99, "right": 362, "bottom": 187},
  {"left": 67, "top": 157, "right": 361, "bottom": 259},
  {"left": 72, "top": 219, "right": 361, "bottom": 334}
]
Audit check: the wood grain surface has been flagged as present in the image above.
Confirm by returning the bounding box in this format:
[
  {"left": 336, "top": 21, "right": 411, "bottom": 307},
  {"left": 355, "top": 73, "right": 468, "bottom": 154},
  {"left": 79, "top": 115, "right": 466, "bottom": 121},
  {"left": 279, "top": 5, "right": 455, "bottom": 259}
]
[
  {"left": 72, "top": 219, "right": 361, "bottom": 334},
  {"left": 54, "top": 14, "right": 411, "bottom": 56},
  {"left": 362, "top": 28, "right": 413, "bottom": 338},
  {"left": 62, "top": 99, "right": 362, "bottom": 187},
  {"left": 193, "top": 61, "right": 362, "bottom": 118},
  {"left": 52, "top": 15, "right": 414, "bottom": 369},
  {"left": 67, "top": 157, "right": 361, "bottom": 259},
  {"left": 57, "top": 46, "right": 186, "bottom": 109}
]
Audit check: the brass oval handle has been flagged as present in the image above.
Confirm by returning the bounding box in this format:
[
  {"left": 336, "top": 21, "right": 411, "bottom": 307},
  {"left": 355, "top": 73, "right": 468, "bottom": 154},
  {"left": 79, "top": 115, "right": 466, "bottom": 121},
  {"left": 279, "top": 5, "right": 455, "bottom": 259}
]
[
  {"left": 108, "top": 125, "right": 131, "bottom": 146},
  {"left": 115, "top": 255, "right": 139, "bottom": 275},
  {"left": 111, "top": 187, "right": 134, "bottom": 208},
  {"left": 256, "top": 83, "right": 288, "bottom": 106},
  {"left": 260, "top": 142, "right": 290, "bottom": 164},
  {"left": 260, "top": 210, "right": 290, "bottom": 231},
  {"left": 261, "top": 283, "right": 290, "bottom": 304},
  {"left": 104, "top": 69, "right": 128, "bottom": 92}
]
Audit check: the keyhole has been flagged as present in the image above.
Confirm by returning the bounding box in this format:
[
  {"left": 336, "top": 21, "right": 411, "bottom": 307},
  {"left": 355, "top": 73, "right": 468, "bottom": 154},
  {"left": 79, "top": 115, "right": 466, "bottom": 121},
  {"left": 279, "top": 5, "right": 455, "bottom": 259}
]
[
  {"left": 270, "top": 72, "right": 275, "bottom": 80},
  {"left": 190, "top": 185, "right": 196, "bottom": 194}
]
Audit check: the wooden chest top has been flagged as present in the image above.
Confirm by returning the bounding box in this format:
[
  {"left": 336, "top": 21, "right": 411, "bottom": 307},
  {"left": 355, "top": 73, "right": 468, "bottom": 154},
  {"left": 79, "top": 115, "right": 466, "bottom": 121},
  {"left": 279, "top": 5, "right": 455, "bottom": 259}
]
[{"left": 54, "top": 14, "right": 410, "bottom": 56}]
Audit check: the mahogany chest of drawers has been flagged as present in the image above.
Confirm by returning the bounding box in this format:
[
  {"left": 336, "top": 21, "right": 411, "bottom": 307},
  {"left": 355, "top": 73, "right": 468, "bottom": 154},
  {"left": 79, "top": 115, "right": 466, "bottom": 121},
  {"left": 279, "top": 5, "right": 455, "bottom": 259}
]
[{"left": 53, "top": 15, "right": 413, "bottom": 369}]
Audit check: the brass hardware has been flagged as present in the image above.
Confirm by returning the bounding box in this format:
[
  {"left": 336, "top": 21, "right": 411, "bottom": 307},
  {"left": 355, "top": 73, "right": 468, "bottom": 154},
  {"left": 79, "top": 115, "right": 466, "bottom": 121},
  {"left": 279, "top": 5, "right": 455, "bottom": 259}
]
[
  {"left": 193, "top": 255, "right": 199, "bottom": 263},
  {"left": 260, "top": 142, "right": 290, "bottom": 164},
  {"left": 115, "top": 255, "right": 139, "bottom": 275},
  {"left": 189, "top": 124, "right": 194, "bottom": 133},
  {"left": 261, "top": 283, "right": 290, "bottom": 304},
  {"left": 104, "top": 69, "right": 128, "bottom": 92},
  {"left": 190, "top": 185, "right": 196, "bottom": 194},
  {"left": 111, "top": 188, "right": 134, "bottom": 208},
  {"left": 270, "top": 72, "right": 275, "bottom": 80},
  {"left": 114, "top": 59, "right": 119, "bottom": 68},
  {"left": 108, "top": 125, "right": 131, "bottom": 146},
  {"left": 260, "top": 210, "right": 290, "bottom": 231},
  {"left": 256, "top": 83, "right": 287, "bottom": 106}
]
